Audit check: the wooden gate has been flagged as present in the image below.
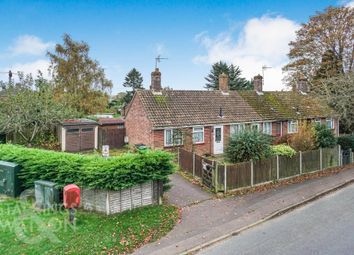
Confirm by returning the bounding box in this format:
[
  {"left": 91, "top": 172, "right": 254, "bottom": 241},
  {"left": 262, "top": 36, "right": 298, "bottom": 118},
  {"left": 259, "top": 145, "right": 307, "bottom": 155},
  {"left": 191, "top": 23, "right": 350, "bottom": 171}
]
[{"left": 202, "top": 159, "right": 214, "bottom": 189}]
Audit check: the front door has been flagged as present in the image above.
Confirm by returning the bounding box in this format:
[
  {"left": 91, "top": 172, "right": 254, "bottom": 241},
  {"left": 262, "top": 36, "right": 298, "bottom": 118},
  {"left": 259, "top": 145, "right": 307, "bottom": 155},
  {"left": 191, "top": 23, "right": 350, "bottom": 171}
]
[{"left": 213, "top": 126, "right": 224, "bottom": 154}]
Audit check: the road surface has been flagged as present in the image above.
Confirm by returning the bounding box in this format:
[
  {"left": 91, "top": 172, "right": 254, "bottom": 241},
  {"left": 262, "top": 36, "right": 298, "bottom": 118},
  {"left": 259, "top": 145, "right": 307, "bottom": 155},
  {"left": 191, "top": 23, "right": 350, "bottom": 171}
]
[{"left": 199, "top": 183, "right": 354, "bottom": 255}]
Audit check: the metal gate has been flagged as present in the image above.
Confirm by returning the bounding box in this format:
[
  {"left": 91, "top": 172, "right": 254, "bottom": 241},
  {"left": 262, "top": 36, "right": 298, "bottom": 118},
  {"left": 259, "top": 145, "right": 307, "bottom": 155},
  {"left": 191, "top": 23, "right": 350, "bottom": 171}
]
[{"left": 342, "top": 149, "right": 351, "bottom": 165}]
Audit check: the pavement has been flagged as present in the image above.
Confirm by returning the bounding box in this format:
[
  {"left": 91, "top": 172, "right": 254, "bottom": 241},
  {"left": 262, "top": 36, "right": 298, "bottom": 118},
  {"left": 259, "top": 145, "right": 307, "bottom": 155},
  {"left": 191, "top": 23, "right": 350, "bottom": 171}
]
[
  {"left": 133, "top": 166, "right": 354, "bottom": 255},
  {"left": 199, "top": 183, "right": 354, "bottom": 255}
]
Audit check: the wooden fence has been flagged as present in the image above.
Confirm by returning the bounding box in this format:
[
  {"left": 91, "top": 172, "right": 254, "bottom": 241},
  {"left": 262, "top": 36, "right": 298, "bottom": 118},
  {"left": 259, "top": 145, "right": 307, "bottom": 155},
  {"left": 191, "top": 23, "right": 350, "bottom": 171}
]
[{"left": 178, "top": 146, "right": 350, "bottom": 193}]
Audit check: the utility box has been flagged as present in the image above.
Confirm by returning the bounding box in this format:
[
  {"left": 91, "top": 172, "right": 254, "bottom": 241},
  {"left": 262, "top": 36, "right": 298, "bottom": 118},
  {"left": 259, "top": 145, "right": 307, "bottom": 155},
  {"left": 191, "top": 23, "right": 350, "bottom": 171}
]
[
  {"left": 0, "top": 161, "right": 23, "bottom": 197},
  {"left": 34, "top": 180, "right": 60, "bottom": 209}
]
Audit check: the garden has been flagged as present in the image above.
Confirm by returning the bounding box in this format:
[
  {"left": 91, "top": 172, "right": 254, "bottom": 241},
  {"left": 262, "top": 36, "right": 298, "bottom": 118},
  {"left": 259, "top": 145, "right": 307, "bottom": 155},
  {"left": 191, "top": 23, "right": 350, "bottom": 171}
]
[{"left": 0, "top": 144, "right": 178, "bottom": 254}]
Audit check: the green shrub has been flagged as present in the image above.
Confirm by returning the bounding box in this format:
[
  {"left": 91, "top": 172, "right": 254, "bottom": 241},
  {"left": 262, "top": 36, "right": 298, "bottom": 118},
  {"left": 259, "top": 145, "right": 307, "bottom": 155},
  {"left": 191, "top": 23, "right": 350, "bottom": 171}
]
[
  {"left": 337, "top": 135, "right": 354, "bottom": 150},
  {"left": 314, "top": 124, "right": 336, "bottom": 148},
  {"left": 225, "top": 130, "right": 272, "bottom": 163},
  {"left": 271, "top": 144, "right": 296, "bottom": 157},
  {"left": 0, "top": 144, "right": 175, "bottom": 190}
]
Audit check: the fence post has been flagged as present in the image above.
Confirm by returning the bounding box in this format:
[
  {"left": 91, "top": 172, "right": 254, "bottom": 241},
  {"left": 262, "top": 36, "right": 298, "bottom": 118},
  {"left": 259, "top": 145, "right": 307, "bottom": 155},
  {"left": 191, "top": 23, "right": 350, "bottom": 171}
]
[
  {"left": 320, "top": 148, "right": 323, "bottom": 170},
  {"left": 192, "top": 152, "right": 196, "bottom": 177},
  {"left": 177, "top": 147, "right": 180, "bottom": 166},
  {"left": 224, "top": 165, "right": 227, "bottom": 193},
  {"left": 251, "top": 160, "right": 254, "bottom": 187},
  {"left": 351, "top": 148, "right": 353, "bottom": 164},
  {"left": 214, "top": 161, "right": 218, "bottom": 193},
  {"left": 276, "top": 155, "right": 280, "bottom": 180},
  {"left": 299, "top": 151, "right": 303, "bottom": 175},
  {"left": 338, "top": 145, "right": 342, "bottom": 167}
]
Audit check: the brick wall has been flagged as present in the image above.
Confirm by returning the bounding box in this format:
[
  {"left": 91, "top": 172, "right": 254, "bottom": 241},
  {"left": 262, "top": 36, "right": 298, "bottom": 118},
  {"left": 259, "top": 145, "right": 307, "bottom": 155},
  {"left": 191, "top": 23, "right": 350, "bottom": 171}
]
[
  {"left": 151, "top": 126, "right": 213, "bottom": 155},
  {"left": 125, "top": 95, "right": 152, "bottom": 146}
]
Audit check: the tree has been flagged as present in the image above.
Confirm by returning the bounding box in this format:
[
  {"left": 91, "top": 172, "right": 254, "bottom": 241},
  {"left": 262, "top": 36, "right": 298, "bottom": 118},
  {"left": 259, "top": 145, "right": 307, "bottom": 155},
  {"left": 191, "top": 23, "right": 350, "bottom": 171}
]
[
  {"left": 318, "top": 72, "right": 354, "bottom": 133},
  {"left": 225, "top": 130, "right": 272, "bottom": 163},
  {"left": 314, "top": 124, "right": 336, "bottom": 149},
  {"left": 47, "top": 34, "right": 113, "bottom": 114},
  {"left": 122, "top": 68, "right": 144, "bottom": 104},
  {"left": 283, "top": 6, "right": 353, "bottom": 89},
  {"left": 205, "top": 61, "right": 252, "bottom": 90},
  {"left": 0, "top": 72, "right": 77, "bottom": 145}
]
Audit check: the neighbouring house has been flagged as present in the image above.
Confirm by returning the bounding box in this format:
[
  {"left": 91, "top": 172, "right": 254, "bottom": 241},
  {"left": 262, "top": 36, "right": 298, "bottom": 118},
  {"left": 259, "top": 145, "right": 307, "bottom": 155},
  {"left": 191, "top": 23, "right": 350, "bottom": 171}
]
[{"left": 124, "top": 69, "right": 338, "bottom": 155}]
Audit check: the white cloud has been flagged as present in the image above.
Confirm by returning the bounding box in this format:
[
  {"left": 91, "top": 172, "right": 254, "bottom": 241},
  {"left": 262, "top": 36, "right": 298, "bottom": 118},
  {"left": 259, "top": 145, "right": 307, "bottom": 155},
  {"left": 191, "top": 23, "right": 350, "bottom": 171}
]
[
  {"left": 345, "top": 0, "right": 354, "bottom": 7},
  {"left": 9, "top": 35, "right": 53, "bottom": 56},
  {"left": 194, "top": 15, "right": 300, "bottom": 91},
  {"left": 8, "top": 59, "right": 51, "bottom": 78},
  {"left": 155, "top": 43, "right": 167, "bottom": 56}
]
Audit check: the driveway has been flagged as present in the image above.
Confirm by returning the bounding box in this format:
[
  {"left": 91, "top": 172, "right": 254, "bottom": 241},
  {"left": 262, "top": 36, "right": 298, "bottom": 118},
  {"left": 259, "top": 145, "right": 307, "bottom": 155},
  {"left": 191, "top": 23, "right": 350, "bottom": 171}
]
[{"left": 165, "top": 173, "right": 213, "bottom": 207}]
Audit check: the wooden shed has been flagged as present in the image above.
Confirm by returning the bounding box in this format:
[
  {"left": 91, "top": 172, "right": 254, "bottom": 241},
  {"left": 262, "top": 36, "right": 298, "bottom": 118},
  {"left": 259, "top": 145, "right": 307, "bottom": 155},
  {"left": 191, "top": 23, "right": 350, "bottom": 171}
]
[
  {"left": 59, "top": 119, "right": 98, "bottom": 152},
  {"left": 98, "top": 118, "right": 126, "bottom": 149}
]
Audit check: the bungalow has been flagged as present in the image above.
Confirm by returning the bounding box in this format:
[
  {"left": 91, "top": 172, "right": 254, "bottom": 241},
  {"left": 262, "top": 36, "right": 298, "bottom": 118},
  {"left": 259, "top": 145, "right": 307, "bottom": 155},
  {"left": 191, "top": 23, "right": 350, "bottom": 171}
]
[{"left": 124, "top": 68, "right": 338, "bottom": 155}]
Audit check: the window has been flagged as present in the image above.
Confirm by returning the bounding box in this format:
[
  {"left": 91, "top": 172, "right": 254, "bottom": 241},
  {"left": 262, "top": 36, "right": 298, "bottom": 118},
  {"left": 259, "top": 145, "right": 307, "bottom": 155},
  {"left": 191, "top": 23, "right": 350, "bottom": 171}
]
[
  {"left": 164, "top": 129, "right": 183, "bottom": 146},
  {"left": 314, "top": 118, "right": 322, "bottom": 126},
  {"left": 230, "top": 124, "right": 245, "bottom": 135},
  {"left": 251, "top": 123, "right": 260, "bottom": 131},
  {"left": 82, "top": 128, "right": 94, "bottom": 132},
  {"left": 192, "top": 127, "right": 204, "bottom": 144},
  {"left": 326, "top": 118, "right": 334, "bottom": 129},
  {"left": 67, "top": 128, "right": 79, "bottom": 133},
  {"left": 263, "top": 122, "right": 272, "bottom": 135},
  {"left": 288, "top": 120, "right": 298, "bottom": 133}
]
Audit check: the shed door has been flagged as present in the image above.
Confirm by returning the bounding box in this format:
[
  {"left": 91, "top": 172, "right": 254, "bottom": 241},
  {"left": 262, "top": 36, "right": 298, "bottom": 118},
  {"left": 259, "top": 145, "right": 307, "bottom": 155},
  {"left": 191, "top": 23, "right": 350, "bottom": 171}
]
[
  {"left": 80, "top": 127, "right": 95, "bottom": 150},
  {"left": 66, "top": 128, "right": 80, "bottom": 152}
]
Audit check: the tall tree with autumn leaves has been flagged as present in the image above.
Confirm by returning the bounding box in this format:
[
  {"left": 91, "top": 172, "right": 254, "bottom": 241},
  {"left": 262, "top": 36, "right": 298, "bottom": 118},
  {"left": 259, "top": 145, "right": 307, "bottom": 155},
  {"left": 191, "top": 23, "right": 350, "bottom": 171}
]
[
  {"left": 283, "top": 6, "right": 353, "bottom": 90},
  {"left": 47, "top": 34, "right": 113, "bottom": 114}
]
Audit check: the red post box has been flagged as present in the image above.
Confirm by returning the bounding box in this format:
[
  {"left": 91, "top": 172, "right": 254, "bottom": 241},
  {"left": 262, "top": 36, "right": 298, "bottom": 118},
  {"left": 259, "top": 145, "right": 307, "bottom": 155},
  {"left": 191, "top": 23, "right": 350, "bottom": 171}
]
[{"left": 63, "top": 184, "right": 80, "bottom": 209}]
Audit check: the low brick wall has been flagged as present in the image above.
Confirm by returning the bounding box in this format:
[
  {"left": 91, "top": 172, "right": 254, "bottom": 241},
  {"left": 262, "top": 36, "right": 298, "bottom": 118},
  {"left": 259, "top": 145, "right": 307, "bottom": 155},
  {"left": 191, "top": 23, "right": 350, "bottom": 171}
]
[{"left": 81, "top": 180, "right": 163, "bottom": 215}]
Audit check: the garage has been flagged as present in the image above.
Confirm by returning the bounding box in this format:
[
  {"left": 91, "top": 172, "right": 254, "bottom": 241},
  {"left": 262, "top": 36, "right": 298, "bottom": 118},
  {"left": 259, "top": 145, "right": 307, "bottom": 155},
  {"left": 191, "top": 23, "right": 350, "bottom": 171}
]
[
  {"left": 59, "top": 119, "right": 98, "bottom": 152},
  {"left": 98, "top": 118, "right": 125, "bottom": 149}
]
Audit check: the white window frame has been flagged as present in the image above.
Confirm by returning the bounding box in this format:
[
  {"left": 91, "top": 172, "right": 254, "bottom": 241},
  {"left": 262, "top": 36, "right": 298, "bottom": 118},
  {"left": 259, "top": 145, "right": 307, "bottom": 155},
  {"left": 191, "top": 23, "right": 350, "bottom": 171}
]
[
  {"left": 314, "top": 118, "right": 322, "bottom": 126},
  {"left": 164, "top": 128, "right": 183, "bottom": 147},
  {"left": 262, "top": 122, "right": 272, "bottom": 135},
  {"left": 192, "top": 126, "right": 204, "bottom": 144},
  {"left": 288, "top": 120, "right": 298, "bottom": 134},
  {"left": 251, "top": 123, "right": 260, "bottom": 131},
  {"left": 230, "top": 123, "right": 245, "bottom": 135},
  {"left": 326, "top": 118, "right": 334, "bottom": 129}
]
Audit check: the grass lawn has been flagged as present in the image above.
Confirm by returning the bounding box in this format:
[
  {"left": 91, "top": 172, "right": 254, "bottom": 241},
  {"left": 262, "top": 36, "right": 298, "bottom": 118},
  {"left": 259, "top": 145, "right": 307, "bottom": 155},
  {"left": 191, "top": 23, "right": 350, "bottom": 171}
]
[{"left": 0, "top": 198, "right": 178, "bottom": 255}]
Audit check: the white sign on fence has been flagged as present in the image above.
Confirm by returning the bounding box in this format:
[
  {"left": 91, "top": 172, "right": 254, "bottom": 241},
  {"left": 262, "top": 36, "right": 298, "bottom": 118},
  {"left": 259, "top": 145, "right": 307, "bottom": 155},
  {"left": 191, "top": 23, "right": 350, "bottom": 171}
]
[{"left": 102, "top": 145, "right": 110, "bottom": 158}]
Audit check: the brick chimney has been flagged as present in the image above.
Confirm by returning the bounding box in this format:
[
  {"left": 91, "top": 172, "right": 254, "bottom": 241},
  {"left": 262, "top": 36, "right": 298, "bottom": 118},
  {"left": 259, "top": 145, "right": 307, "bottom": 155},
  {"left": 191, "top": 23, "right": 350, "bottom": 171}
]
[
  {"left": 296, "top": 77, "right": 309, "bottom": 93},
  {"left": 150, "top": 68, "right": 162, "bottom": 91},
  {"left": 219, "top": 73, "right": 229, "bottom": 92},
  {"left": 253, "top": 74, "right": 263, "bottom": 92}
]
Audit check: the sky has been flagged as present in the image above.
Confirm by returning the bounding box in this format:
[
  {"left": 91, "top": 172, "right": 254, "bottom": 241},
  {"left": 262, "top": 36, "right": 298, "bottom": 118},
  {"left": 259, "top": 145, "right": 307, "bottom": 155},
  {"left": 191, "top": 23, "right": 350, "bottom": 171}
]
[{"left": 0, "top": 0, "right": 353, "bottom": 94}]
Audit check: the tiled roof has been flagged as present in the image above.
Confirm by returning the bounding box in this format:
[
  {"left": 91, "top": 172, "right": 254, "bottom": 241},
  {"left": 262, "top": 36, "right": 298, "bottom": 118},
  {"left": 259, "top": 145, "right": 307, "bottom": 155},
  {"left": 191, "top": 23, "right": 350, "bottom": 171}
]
[
  {"left": 136, "top": 90, "right": 263, "bottom": 128},
  {"left": 238, "top": 91, "right": 336, "bottom": 120}
]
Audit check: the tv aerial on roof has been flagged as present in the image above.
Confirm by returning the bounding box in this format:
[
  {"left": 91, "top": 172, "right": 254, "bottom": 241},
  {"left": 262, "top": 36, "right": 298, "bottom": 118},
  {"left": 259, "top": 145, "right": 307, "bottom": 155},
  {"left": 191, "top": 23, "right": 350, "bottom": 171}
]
[{"left": 155, "top": 55, "right": 168, "bottom": 69}]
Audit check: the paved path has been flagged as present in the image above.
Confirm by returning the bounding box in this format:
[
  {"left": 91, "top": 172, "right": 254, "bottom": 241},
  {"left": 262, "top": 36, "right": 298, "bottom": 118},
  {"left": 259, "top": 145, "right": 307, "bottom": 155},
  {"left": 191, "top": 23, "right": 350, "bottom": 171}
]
[
  {"left": 134, "top": 167, "right": 354, "bottom": 255},
  {"left": 165, "top": 173, "right": 212, "bottom": 207},
  {"left": 199, "top": 183, "right": 354, "bottom": 255}
]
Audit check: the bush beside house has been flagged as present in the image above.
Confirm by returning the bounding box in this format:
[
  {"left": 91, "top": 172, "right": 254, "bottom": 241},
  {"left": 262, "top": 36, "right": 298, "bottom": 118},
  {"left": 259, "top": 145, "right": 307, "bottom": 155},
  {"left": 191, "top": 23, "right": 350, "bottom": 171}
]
[{"left": 225, "top": 130, "right": 272, "bottom": 163}]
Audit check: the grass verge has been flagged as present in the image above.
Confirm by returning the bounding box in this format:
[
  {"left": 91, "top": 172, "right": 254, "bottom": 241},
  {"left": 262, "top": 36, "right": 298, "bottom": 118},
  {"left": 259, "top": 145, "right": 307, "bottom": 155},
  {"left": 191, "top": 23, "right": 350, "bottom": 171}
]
[{"left": 0, "top": 198, "right": 178, "bottom": 255}]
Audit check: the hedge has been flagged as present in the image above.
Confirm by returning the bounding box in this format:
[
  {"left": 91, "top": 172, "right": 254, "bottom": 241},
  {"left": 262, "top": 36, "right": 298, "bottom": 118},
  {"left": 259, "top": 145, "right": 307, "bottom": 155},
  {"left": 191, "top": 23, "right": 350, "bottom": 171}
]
[
  {"left": 337, "top": 135, "right": 354, "bottom": 150},
  {"left": 0, "top": 144, "right": 175, "bottom": 190}
]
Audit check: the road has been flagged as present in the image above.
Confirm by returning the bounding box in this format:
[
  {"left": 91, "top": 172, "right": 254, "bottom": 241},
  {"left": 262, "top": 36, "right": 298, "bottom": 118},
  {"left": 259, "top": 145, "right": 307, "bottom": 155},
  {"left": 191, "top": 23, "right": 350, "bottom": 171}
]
[{"left": 199, "top": 183, "right": 354, "bottom": 255}]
